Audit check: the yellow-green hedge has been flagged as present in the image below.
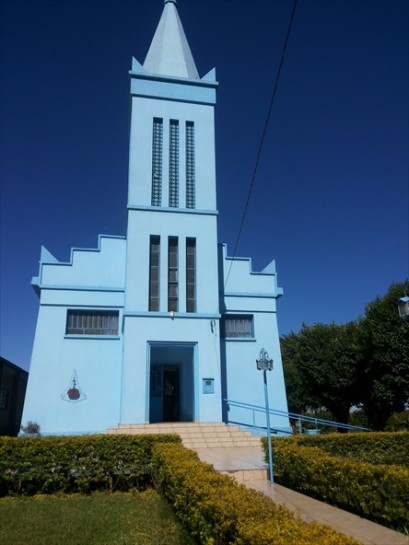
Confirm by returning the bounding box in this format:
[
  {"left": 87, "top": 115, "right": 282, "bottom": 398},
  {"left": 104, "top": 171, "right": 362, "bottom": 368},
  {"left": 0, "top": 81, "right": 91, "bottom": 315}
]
[
  {"left": 262, "top": 436, "right": 409, "bottom": 531},
  {"left": 0, "top": 434, "right": 181, "bottom": 496},
  {"left": 289, "top": 432, "right": 409, "bottom": 466},
  {"left": 152, "top": 442, "right": 361, "bottom": 545}
]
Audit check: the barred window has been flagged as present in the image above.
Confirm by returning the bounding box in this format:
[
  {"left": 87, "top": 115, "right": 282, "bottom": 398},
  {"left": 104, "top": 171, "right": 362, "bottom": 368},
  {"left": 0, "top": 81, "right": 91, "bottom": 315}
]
[
  {"left": 186, "top": 121, "right": 195, "bottom": 209},
  {"left": 169, "top": 120, "right": 179, "bottom": 208},
  {"left": 151, "top": 118, "right": 163, "bottom": 206},
  {"left": 66, "top": 310, "right": 119, "bottom": 335},
  {"left": 186, "top": 238, "right": 196, "bottom": 312},
  {"left": 149, "top": 236, "right": 160, "bottom": 311},
  {"left": 222, "top": 315, "right": 254, "bottom": 338}
]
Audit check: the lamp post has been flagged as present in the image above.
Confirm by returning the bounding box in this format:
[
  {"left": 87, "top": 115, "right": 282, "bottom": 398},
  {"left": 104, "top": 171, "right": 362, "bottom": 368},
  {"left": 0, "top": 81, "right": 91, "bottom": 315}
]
[{"left": 256, "top": 348, "right": 274, "bottom": 483}]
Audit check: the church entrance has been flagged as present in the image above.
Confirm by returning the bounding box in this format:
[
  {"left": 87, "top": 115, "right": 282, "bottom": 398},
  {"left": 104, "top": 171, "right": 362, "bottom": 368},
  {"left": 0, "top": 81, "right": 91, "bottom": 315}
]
[{"left": 149, "top": 344, "right": 195, "bottom": 423}]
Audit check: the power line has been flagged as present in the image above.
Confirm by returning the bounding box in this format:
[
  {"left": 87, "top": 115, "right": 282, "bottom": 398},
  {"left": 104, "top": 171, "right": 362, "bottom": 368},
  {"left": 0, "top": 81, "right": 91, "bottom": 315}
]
[{"left": 224, "top": 0, "right": 299, "bottom": 291}]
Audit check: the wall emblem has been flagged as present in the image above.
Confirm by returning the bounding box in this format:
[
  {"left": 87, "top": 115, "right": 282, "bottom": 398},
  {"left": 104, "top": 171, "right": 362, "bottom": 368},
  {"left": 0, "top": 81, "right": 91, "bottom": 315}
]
[{"left": 61, "top": 370, "right": 87, "bottom": 402}]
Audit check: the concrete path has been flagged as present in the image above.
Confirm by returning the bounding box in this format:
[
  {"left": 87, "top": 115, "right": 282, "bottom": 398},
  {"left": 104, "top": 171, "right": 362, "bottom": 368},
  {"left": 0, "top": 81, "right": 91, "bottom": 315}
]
[{"left": 194, "top": 446, "right": 408, "bottom": 545}]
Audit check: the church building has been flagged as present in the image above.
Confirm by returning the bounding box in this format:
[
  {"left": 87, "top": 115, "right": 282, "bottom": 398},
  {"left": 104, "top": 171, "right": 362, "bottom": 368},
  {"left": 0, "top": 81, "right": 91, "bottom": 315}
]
[{"left": 22, "top": 0, "right": 290, "bottom": 435}]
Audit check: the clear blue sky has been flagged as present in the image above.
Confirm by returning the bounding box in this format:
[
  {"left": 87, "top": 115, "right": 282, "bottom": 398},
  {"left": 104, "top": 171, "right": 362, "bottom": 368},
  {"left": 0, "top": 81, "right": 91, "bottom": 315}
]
[{"left": 1, "top": 0, "right": 408, "bottom": 372}]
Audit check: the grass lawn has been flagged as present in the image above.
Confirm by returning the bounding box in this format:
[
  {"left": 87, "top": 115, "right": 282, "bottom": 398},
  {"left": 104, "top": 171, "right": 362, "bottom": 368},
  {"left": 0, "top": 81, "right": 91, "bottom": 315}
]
[{"left": 0, "top": 489, "right": 195, "bottom": 545}]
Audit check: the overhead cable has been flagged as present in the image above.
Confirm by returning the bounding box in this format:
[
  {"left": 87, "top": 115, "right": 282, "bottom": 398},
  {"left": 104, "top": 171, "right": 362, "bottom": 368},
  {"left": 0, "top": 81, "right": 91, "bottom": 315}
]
[{"left": 224, "top": 0, "right": 299, "bottom": 291}]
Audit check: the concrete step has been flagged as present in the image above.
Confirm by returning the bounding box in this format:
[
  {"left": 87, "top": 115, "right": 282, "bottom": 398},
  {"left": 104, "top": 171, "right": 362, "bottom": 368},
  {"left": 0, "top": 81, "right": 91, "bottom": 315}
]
[
  {"left": 220, "top": 468, "right": 268, "bottom": 483},
  {"left": 106, "top": 422, "right": 262, "bottom": 448},
  {"left": 110, "top": 423, "right": 234, "bottom": 431}
]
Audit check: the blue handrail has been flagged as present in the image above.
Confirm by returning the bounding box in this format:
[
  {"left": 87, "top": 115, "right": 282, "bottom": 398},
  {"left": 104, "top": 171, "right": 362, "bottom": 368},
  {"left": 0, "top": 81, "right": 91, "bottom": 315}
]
[{"left": 224, "top": 399, "right": 371, "bottom": 432}]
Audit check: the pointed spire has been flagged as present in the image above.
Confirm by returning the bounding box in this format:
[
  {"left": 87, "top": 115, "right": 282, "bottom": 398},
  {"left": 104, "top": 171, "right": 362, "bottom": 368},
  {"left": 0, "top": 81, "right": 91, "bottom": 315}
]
[{"left": 143, "top": 0, "right": 199, "bottom": 79}]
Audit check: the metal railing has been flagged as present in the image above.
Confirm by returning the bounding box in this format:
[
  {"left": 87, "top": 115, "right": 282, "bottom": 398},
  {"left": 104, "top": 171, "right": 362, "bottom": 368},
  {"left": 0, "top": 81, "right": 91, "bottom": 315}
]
[{"left": 224, "top": 399, "right": 371, "bottom": 434}]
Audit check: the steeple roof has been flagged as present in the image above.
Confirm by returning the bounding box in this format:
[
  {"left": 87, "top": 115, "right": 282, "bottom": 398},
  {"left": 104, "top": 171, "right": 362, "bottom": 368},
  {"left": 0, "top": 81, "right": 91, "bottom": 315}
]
[{"left": 143, "top": 0, "right": 199, "bottom": 80}]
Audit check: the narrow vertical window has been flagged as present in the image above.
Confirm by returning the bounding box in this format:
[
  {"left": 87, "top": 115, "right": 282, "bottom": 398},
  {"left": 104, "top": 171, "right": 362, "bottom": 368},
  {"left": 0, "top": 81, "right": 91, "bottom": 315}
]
[
  {"left": 168, "top": 237, "right": 178, "bottom": 312},
  {"left": 186, "top": 238, "right": 196, "bottom": 312},
  {"left": 169, "top": 120, "right": 179, "bottom": 207},
  {"left": 149, "top": 236, "right": 160, "bottom": 311},
  {"left": 152, "top": 118, "right": 163, "bottom": 206},
  {"left": 186, "top": 121, "right": 195, "bottom": 209}
]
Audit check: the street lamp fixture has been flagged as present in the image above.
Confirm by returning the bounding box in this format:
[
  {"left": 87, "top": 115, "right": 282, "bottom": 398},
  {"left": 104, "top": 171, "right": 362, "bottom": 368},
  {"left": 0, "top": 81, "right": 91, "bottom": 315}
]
[
  {"left": 398, "top": 279, "right": 409, "bottom": 319},
  {"left": 257, "top": 348, "right": 273, "bottom": 371},
  {"left": 398, "top": 296, "right": 409, "bottom": 319},
  {"left": 256, "top": 348, "right": 274, "bottom": 483}
]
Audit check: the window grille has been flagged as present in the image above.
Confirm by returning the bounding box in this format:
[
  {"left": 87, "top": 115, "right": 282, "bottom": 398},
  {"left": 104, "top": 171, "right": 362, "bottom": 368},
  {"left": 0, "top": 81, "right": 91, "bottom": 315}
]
[
  {"left": 222, "top": 315, "right": 254, "bottom": 338},
  {"left": 169, "top": 120, "right": 179, "bottom": 207},
  {"left": 168, "top": 237, "right": 178, "bottom": 312},
  {"left": 66, "top": 310, "right": 119, "bottom": 335},
  {"left": 186, "top": 238, "right": 196, "bottom": 312},
  {"left": 151, "top": 118, "right": 163, "bottom": 206},
  {"left": 186, "top": 121, "right": 195, "bottom": 208},
  {"left": 149, "top": 236, "right": 160, "bottom": 311}
]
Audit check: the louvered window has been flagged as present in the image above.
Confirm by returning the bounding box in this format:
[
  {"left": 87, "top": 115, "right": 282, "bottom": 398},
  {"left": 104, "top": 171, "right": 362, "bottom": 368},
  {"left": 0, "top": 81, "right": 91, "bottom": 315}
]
[
  {"left": 186, "top": 238, "right": 196, "bottom": 312},
  {"left": 186, "top": 121, "right": 195, "bottom": 209},
  {"left": 149, "top": 236, "right": 160, "bottom": 311},
  {"left": 169, "top": 120, "right": 179, "bottom": 207},
  {"left": 168, "top": 237, "right": 178, "bottom": 312},
  {"left": 151, "top": 118, "right": 163, "bottom": 206},
  {"left": 66, "top": 310, "right": 119, "bottom": 335}
]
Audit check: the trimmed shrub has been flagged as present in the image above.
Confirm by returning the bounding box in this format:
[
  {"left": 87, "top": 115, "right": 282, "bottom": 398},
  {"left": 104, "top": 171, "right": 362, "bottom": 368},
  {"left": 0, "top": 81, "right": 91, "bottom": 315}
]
[
  {"left": 289, "top": 431, "right": 409, "bottom": 466},
  {"left": 262, "top": 435, "right": 409, "bottom": 531},
  {"left": 0, "top": 434, "right": 181, "bottom": 496},
  {"left": 152, "top": 442, "right": 361, "bottom": 545}
]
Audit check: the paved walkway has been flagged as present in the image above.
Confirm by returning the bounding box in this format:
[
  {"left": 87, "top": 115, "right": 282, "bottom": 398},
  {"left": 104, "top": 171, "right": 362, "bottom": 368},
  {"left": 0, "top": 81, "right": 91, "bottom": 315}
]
[{"left": 194, "top": 446, "right": 408, "bottom": 545}]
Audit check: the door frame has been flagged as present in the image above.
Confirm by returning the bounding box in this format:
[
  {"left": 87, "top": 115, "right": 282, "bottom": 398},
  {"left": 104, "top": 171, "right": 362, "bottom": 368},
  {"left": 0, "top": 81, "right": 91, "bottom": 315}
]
[{"left": 148, "top": 342, "right": 196, "bottom": 423}]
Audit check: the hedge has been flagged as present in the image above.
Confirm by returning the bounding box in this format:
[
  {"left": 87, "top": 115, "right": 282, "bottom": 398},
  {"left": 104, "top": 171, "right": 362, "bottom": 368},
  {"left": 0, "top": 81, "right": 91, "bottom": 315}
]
[
  {"left": 262, "top": 436, "right": 409, "bottom": 531},
  {"left": 289, "top": 431, "right": 409, "bottom": 467},
  {"left": 0, "top": 434, "right": 180, "bottom": 496},
  {"left": 152, "top": 442, "right": 361, "bottom": 545}
]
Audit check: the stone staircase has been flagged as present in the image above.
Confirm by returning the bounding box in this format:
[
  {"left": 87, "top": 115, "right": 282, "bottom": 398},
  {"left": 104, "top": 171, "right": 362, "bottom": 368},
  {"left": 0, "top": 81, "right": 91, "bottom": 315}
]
[{"left": 106, "top": 422, "right": 262, "bottom": 449}]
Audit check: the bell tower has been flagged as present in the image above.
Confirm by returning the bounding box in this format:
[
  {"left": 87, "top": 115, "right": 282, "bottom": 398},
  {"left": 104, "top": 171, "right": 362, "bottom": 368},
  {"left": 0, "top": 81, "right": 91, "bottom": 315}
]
[{"left": 121, "top": 0, "right": 222, "bottom": 424}]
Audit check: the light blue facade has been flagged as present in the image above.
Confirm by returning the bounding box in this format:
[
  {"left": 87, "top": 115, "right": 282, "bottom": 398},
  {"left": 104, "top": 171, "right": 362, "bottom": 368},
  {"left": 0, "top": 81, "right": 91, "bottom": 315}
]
[{"left": 22, "top": 0, "right": 290, "bottom": 435}]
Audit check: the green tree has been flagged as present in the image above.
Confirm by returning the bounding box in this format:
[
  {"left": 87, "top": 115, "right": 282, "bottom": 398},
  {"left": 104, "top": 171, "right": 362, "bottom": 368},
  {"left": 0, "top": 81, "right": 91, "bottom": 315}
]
[
  {"left": 281, "top": 281, "right": 409, "bottom": 431},
  {"left": 357, "top": 282, "right": 409, "bottom": 430},
  {"left": 281, "top": 322, "right": 362, "bottom": 427},
  {"left": 280, "top": 332, "right": 317, "bottom": 414},
  {"left": 296, "top": 322, "right": 362, "bottom": 427}
]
